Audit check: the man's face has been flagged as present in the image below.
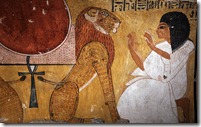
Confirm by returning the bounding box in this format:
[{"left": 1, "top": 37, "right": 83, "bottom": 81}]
[{"left": 156, "top": 22, "right": 171, "bottom": 43}]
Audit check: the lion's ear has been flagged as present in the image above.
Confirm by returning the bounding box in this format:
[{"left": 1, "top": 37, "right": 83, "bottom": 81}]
[
  {"left": 84, "top": 8, "right": 99, "bottom": 23},
  {"left": 87, "top": 8, "right": 98, "bottom": 17}
]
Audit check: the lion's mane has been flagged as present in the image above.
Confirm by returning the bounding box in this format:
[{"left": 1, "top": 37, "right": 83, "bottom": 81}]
[{"left": 75, "top": 7, "right": 115, "bottom": 69}]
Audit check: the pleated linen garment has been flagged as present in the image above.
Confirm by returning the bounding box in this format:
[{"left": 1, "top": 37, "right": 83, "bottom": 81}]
[{"left": 117, "top": 40, "right": 194, "bottom": 123}]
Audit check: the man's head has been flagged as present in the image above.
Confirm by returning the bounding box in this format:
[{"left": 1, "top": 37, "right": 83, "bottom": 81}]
[{"left": 159, "top": 11, "right": 190, "bottom": 51}]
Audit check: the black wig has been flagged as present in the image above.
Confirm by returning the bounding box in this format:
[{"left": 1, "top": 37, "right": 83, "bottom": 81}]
[{"left": 160, "top": 11, "right": 190, "bottom": 52}]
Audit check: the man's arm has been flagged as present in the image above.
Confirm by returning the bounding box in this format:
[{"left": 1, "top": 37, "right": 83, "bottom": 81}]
[
  {"left": 127, "top": 33, "right": 145, "bottom": 70},
  {"left": 144, "top": 32, "right": 170, "bottom": 59}
]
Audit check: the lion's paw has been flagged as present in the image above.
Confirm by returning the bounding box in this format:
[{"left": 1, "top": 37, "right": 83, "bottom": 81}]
[
  {"left": 115, "top": 118, "right": 129, "bottom": 123},
  {"left": 91, "top": 118, "right": 105, "bottom": 123}
]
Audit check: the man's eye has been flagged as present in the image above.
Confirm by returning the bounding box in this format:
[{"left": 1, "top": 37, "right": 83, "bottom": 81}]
[{"left": 159, "top": 26, "right": 167, "bottom": 29}]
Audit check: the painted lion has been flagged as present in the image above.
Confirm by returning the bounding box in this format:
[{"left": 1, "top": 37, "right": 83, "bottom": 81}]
[{"left": 49, "top": 7, "right": 129, "bottom": 123}]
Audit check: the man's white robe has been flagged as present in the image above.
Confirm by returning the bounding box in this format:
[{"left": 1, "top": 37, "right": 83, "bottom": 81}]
[{"left": 117, "top": 40, "right": 194, "bottom": 123}]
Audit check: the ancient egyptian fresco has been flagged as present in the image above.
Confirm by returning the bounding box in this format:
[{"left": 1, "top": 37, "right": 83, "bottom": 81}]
[{"left": 0, "top": 0, "right": 197, "bottom": 124}]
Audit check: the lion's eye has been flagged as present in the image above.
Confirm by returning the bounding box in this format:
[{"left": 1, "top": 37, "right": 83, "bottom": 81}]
[{"left": 102, "top": 11, "right": 109, "bottom": 17}]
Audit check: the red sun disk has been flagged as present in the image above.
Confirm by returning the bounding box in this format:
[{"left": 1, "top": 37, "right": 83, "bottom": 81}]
[{"left": 0, "top": 0, "right": 70, "bottom": 55}]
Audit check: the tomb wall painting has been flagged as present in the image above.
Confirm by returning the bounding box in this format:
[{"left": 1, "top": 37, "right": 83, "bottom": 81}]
[{"left": 0, "top": 0, "right": 197, "bottom": 123}]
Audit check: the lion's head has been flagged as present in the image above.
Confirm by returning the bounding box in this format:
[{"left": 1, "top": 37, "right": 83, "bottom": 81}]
[
  {"left": 84, "top": 7, "right": 121, "bottom": 35},
  {"left": 75, "top": 7, "right": 121, "bottom": 68}
]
